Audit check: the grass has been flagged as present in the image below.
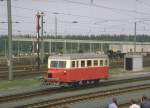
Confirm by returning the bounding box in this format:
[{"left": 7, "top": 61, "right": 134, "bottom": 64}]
[
  {"left": 0, "top": 79, "right": 41, "bottom": 91},
  {"left": 143, "top": 66, "right": 150, "bottom": 72},
  {"left": 109, "top": 68, "right": 124, "bottom": 75},
  {"left": 109, "top": 66, "right": 150, "bottom": 76}
]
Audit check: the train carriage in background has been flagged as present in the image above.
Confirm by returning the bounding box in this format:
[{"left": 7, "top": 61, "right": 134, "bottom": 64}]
[{"left": 44, "top": 53, "right": 109, "bottom": 86}]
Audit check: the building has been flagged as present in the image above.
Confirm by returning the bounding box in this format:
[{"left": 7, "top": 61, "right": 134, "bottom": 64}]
[{"left": 109, "top": 44, "right": 150, "bottom": 53}]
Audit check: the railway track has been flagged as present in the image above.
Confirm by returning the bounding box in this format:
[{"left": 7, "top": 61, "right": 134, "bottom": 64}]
[
  {"left": 0, "top": 75, "right": 150, "bottom": 106},
  {"left": 18, "top": 84, "right": 150, "bottom": 108},
  {"left": 0, "top": 65, "right": 47, "bottom": 79},
  {"left": 119, "top": 98, "right": 150, "bottom": 108},
  {"left": 0, "top": 64, "right": 47, "bottom": 71}
]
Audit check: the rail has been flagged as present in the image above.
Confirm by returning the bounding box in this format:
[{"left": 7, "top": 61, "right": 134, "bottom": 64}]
[{"left": 0, "top": 75, "right": 150, "bottom": 106}]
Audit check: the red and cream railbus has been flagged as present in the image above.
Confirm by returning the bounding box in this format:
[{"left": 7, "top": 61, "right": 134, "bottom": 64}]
[{"left": 44, "top": 53, "right": 109, "bottom": 86}]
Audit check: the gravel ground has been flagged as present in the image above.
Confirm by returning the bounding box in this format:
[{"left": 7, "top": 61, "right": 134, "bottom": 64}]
[
  {"left": 0, "top": 71, "right": 150, "bottom": 96},
  {"left": 0, "top": 78, "right": 150, "bottom": 108},
  {"left": 68, "top": 89, "right": 150, "bottom": 108},
  {"left": 0, "top": 71, "right": 150, "bottom": 108}
]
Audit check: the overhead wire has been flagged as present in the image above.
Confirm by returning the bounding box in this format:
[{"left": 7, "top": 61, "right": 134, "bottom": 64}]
[
  {"left": 1, "top": 0, "right": 148, "bottom": 22},
  {"left": 0, "top": 4, "right": 106, "bottom": 20},
  {"left": 0, "top": 3, "right": 143, "bottom": 21},
  {"left": 62, "top": 0, "right": 150, "bottom": 16},
  {"left": 0, "top": 3, "right": 136, "bottom": 25},
  {"left": 36, "top": 0, "right": 134, "bottom": 17},
  {"left": 1, "top": 0, "right": 150, "bottom": 35},
  {"left": 0, "top": 28, "right": 36, "bottom": 34},
  {"left": 136, "top": 0, "right": 150, "bottom": 8}
]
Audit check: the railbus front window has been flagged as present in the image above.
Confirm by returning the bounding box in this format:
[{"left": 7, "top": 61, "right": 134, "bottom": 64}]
[
  {"left": 50, "top": 61, "right": 66, "bottom": 68},
  {"left": 50, "top": 61, "right": 57, "bottom": 67}
]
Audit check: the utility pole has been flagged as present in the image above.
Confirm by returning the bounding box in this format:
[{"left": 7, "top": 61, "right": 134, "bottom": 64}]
[
  {"left": 17, "top": 41, "right": 19, "bottom": 56},
  {"left": 7, "top": 0, "right": 13, "bottom": 80},
  {"left": 55, "top": 15, "right": 57, "bottom": 52},
  {"left": 101, "top": 43, "right": 103, "bottom": 52},
  {"left": 4, "top": 39, "right": 7, "bottom": 58},
  {"left": 55, "top": 15, "right": 57, "bottom": 39},
  {"left": 36, "top": 12, "right": 41, "bottom": 71},
  {"left": 134, "top": 22, "right": 137, "bottom": 53},
  {"left": 90, "top": 42, "right": 92, "bottom": 52},
  {"left": 91, "top": 0, "right": 93, "bottom": 4},
  {"left": 40, "top": 12, "right": 44, "bottom": 64}
]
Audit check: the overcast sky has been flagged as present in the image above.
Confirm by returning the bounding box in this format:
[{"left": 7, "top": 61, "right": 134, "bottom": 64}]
[{"left": 1, "top": 0, "right": 150, "bottom": 35}]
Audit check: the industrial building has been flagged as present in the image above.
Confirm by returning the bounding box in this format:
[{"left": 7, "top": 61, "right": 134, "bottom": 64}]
[{"left": 109, "top": 44, "right": 150, "bottom": 53}]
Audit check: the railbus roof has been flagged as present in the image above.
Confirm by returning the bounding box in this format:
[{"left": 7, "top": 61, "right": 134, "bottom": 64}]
[{"left": 48, "top": 53, "right": 108, "bottom": 60}]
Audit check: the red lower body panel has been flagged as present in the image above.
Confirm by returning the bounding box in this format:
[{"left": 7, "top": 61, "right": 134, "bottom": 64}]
[{"left": 45, "top": 67, "right": 109, "bottom": 83}]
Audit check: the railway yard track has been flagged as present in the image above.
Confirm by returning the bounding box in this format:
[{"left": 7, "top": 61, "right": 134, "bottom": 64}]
[
  {"left": 0, "top": 57, "right": 149, "bottom": 80},
  {"left": 18, "top": 84, "right": 150, "bottom": 108},
  {"left": 0, "top": 65, "right": 47, "bottom": 79},
  {"left": 0, "top": 75, "right": 150, "bottom": 108}
]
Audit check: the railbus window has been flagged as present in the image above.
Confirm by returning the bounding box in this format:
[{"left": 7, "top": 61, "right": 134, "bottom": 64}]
[
  {"left": 93, "top": 60, "right": 98, "bottom": 66},
  {"left": 105, "top": 60, "right": 108, "bottom": 66},
  {"left": 50, "top": 61, "right": 66, "bottom": 68},
  {"left": 59, "top": 61, "right": 66, "bottom": 68},
  {"left": 100, "top": 60, "right": 103, "bottom": 66},
  {"left": 81, "top": 60, "right": 85, "bottom": 67},
  {"left": 87, "top": 60, "right": 92, "bottom": 67},
  {"left": 72, "top": 61, "right": 75, "bottom": 68},
  {"left": 50, "top": 61, "right": 57, "bottom": 67}
]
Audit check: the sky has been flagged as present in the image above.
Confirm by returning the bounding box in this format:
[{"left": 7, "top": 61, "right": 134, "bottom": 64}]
[{"left": 1, "top": 0, "right": 150, "bottom": 35}]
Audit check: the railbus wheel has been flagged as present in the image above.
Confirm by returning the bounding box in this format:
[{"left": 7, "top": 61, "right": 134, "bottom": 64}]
[
  {"left": 88, "top": 80, "right": 93, "bottom": 85},
  {"left": 82, "top": 80, "right": 88, "bottom": 86},
  {"left": 69, "top": 82, "right": 79, "bottom": 87},
  {"left": 93, "top": 79, "right": 99, "bottom": 85}
]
